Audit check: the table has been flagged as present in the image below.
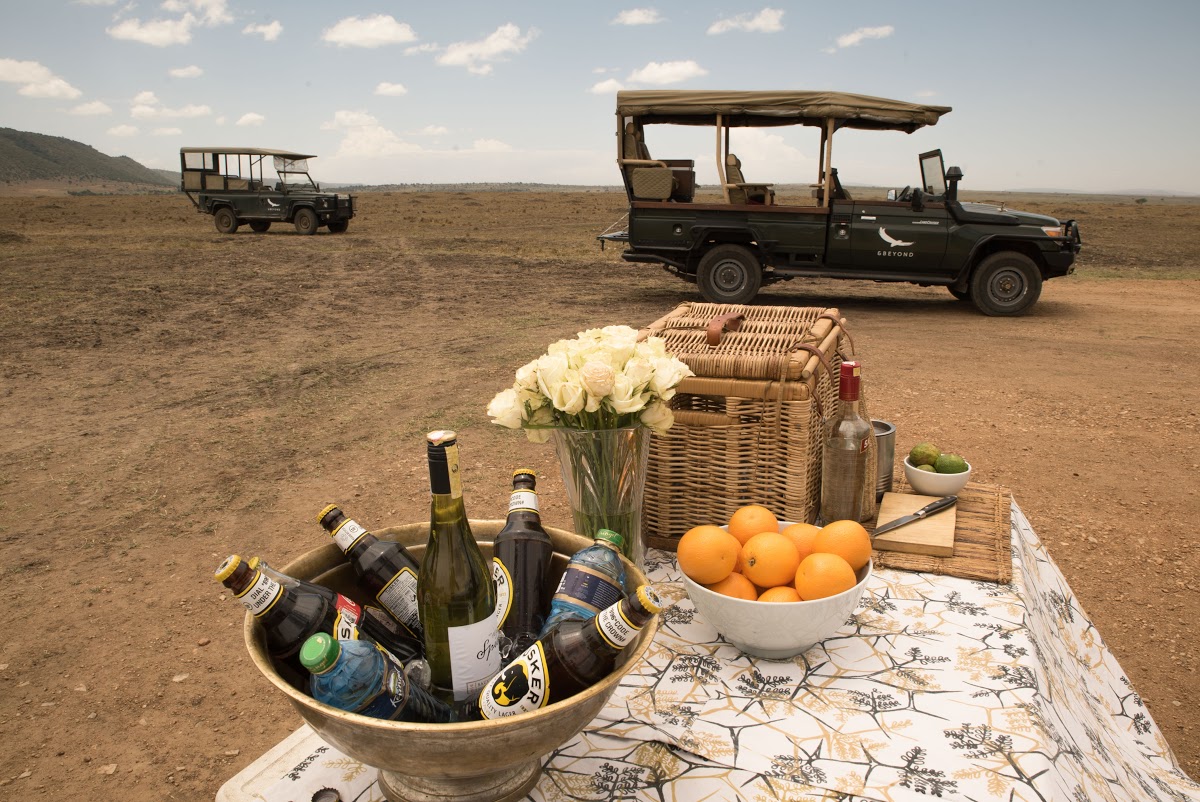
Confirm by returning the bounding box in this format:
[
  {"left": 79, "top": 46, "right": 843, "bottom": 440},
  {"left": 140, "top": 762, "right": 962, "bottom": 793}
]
[{"left": 218, "top": 502, "right": 1199, "bottom": 802}]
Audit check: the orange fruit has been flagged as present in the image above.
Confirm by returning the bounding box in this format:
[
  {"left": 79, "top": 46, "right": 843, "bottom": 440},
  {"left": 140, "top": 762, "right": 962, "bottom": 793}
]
[
  {"left": 677, "top": 525, "right": 741, "bottom": 585},
  {"left": 794, "top": 552, "right": 858, "bottom": 601},
  {"left": 758, "top": 585, "right": 801, "bottom": 603},
  {"left": 739, "top": 531, "right": 801, "bottom": 588},
  {"left": 727, "top": 504, "right": 779, "bottom": 545},
  {"left": 704, "top": 571, "right": 758, "bottom": 601},
  {"left": 812, "top": 520, "right": 872, "bottom": 571},
  {"left": 780, "top": 522, "right": 822, "bottom": 562}
]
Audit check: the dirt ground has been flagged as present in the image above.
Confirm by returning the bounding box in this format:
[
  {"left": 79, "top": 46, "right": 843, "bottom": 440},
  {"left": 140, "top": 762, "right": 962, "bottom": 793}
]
[{"left": 0, "top": 189, "right": 1197, "bottom": 800}]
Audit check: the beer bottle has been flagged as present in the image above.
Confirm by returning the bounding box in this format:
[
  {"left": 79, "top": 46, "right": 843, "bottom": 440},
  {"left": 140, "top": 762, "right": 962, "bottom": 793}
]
[
  {"left": 418, "top": 430, "right": 501, "bottom": 706},
  {"left": 215, "top": 554, "right": 365, "bottom": 683},
  {"left": 466, "top": 585, "right": 663, "bottom": 720},
  {"left": 539, "top": 529, "right": 627, "bottom": 636},
  {"left": 300, "top": 633, "right": 452, "bottom": 724},
  {"left": 317, "top": 504, "right": 423, "bottom": 639},
  {"left": 492, "top": 469, "right": 553, "bottom": 658}
]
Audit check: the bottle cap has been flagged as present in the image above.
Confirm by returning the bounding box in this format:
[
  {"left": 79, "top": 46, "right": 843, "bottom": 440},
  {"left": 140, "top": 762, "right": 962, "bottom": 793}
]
[
  {"left": 636, "top": 585, "right": 664, "bottom": 614},
  {"left": 213, "top": 555, "right": 242, "bottom": 582},
  {"left": 247, "top": 556, "right": 260, "bottom": 571},
  {"left": 426, "top": 429, "right": 457, "bottom": 447},
  {"left": 595, "top": 529, "right": 624, "bottom": 548},
  {"left": 316, "top": 504, "right": 340, "bottom": 525},
  {"left": 299, "top": 633, "right": 340, "bottom": 674},
  {"left": 838, "top": 360, "right": 861, "bottom": 401},
  {"left": 512, "top": 468, "right": 536, "bottom": 478}
]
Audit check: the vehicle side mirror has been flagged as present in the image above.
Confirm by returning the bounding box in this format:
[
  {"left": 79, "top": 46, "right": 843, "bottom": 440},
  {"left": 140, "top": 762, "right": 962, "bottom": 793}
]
[
  {"left": 887, "top": 189, "right": 897, "bottom": 201},
  {"left": 911, "top": 188, "right": 925, "bottom": 212}
]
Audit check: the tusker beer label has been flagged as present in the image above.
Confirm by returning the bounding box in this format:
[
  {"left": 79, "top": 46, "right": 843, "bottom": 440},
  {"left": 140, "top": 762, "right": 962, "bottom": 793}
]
[
  {"left": 330, "top": 518, "right": 369, "bottom": 552},
  {"left": 595, "top": 599, "right": 644, "bottom": 650},
  {"left": 237, "top": 571, "right": 283, "bottom": 616},
  {"left": 478, "top": 641, "right": 548, "bottom": 719},
  {"left": 492, "top": 558, "right": 513, "bottom": 628},
  {"left": 507, "top": 490, "right": 539, "bottom": 514}
]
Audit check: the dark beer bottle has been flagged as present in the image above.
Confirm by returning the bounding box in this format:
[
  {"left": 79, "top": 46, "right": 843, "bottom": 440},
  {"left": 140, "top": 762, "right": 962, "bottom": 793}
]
[
  {"left": 418, "top": 430, "right": 501, "bottom": 706},
  {"left": 492, "top": 469, "right": 554, "bottom": 657},
  {"left": 317, "top": 504, "right": 423, "bottom": 639},
  {"left": 246, "top": 555, "right": 425, "bottom": 664},
  {"left": 465, "top": 585, "right": 663, "bottom": 720}
]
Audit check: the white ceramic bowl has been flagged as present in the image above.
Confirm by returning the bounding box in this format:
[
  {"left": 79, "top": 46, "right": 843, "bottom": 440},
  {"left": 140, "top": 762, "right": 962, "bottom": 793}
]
[
  {"left": 903, "top": 455, "right": 972, "bottom": 496},
  {"left": 681, "top": 522, "right": 872, "bottom": 660}
]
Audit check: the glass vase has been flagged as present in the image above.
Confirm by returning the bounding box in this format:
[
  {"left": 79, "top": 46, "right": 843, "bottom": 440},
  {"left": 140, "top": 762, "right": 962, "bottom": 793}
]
[{"left": 551, "top": 426, "right": 650, "bottom": 571}]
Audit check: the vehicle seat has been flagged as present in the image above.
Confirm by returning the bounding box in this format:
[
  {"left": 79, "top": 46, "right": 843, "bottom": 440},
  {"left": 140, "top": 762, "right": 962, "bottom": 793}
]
[
  {"left": 812, "top": 167, "right": 852, "bottom": 204},
  {"left": 724, "top": 154, "right": 774, "bottom": 205},
  {"left": 619, "top": 123, "right": 676, "bottom": 201}
]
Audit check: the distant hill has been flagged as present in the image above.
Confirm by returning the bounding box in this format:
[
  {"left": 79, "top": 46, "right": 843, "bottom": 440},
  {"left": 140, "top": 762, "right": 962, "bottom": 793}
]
[{"left": 0, "top": 128, "right": 174, "bottom": 186}]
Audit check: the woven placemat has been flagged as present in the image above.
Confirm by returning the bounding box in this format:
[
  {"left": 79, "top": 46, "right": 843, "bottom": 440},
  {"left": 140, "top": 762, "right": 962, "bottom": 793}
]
[{"left": 865, "top": 477, "right": 1013, "bottom": 583}]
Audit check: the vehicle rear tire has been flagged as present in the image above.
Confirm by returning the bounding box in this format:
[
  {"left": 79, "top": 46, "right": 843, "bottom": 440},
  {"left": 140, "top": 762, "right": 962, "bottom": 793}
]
[
  {"left": 249, "top": 221, "right": 271, "bottom": 233},
  {"left": 697, "top": 244, "right": 762, "bottom": 305},
  {"left": 948, "top": 286, "right": 970, "bottom": 301},
  {"left": 293, "top": 208, "right": 318, "bottom": 235},
  {"left": 326, "top": 220, "right": 349, "bottom": 234},
  {"left": 213, "top": 208, "right": 239, "bottom": 234},
  {"left": 970, "top": 252, "right": 1042, "bottom": 316}
]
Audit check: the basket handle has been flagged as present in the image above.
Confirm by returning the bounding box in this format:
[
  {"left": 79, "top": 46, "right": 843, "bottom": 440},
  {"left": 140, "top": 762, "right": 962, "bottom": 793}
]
[
  {"left": 705, "top": 312, "right": 745, "bottom": 346},
  {"left": 816, "top": 311, "right": 855, "bottom": 354},
  {"left": 671, "top": 409, "right": 744, "bottom": 427}
]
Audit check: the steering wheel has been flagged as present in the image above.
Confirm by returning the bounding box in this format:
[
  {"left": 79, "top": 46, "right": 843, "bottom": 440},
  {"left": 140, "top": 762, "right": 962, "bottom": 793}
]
[{"left": 896, "top": 185, "right": 913, "bottom": 202}]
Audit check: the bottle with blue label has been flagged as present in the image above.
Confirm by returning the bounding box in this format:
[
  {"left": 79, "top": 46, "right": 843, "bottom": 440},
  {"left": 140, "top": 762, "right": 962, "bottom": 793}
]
[
  {"left": 299, "top": 632, "right": 452, "bottom": 723},
  {"left": 538, "top": 529, "right": 627, "bottom": 637}
]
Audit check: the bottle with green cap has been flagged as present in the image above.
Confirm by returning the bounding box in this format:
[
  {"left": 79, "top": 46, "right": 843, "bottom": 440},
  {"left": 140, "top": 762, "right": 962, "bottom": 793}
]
[
  {"left": 462, "top": 585, "right": 663, "bottom": 721},
  {"left": 492, "top": 468, "right": 554, "bottom": 658},
  {"left": 300, "top": 632, "right": 452, "bottom": 723},
  {"left": 538, "top": 528, "right": 628, "bottom": 637}
]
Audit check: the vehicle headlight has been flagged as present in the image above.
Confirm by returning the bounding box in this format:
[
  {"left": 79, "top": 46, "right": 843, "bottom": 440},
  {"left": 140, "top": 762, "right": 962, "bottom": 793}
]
[{"left": 1041, "top": 225, "right": 1066, "bottom": 238}]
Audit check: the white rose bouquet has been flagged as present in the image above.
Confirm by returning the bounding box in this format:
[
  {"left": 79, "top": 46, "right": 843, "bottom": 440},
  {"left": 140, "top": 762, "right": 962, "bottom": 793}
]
[
  {"left": 486, "top": 325, "right": 694, "bottom": 567},
  {"left": 486, "top": 325, "right": 694, "bottom": 442}
]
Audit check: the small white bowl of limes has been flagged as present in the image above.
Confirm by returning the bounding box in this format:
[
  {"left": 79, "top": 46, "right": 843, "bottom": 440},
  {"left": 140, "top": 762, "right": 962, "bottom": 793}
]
[{"left": 903, "top": 444, "right": 971, "bottom": 496}]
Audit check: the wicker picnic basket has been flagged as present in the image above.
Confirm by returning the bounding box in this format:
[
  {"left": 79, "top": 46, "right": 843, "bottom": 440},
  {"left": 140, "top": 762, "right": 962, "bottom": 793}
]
[{"left": 639, "top": 303, "right": 877, "bottom": 550}]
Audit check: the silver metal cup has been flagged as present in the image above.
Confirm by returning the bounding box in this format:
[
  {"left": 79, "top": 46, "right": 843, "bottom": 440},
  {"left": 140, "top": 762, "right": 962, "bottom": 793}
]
[{"left": 872, "top": 419, "right": 896, "bottom": 500}]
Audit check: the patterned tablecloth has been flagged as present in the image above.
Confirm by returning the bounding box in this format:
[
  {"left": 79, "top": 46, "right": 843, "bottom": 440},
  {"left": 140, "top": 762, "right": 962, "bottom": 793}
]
[{"left": 238, "top": 502, "right": 1199, "bottom": 802}]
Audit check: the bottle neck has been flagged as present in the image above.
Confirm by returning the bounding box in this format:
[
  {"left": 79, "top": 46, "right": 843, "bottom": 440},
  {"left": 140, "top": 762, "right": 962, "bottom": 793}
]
[{"left": 578, "top": 594, "right": 654, "bottom": 655}]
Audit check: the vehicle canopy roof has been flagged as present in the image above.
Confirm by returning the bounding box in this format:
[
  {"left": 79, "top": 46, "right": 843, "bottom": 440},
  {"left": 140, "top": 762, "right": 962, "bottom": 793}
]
[
  {"left": 616, "top": 90, "right": 951, "bottom": 132},
  {"left": 179, "top": 147, "right": 317, "bottom": 159}
]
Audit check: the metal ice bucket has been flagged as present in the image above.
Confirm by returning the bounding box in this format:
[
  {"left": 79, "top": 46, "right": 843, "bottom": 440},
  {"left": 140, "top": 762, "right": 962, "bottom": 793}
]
[
  {"left": 872, "top": 419, "right": 896, "bottom": 500},
  {"left": 243, "top": 520, "right": 657, "bottom": 802}
]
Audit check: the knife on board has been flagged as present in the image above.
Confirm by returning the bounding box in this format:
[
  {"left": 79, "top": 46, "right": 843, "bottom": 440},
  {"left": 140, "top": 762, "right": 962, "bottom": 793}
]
[{"left": 872, "top": 495, "right": 958, "bottom": 538}]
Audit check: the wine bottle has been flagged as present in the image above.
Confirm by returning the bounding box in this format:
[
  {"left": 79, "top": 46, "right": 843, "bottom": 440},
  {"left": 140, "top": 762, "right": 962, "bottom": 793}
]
[
  {"left": 819, "top": 360, "right": 874, "bottom": 523},
  {"left": 317, "top": 504, "right": 423, "bottom": 639},
  {"left": 539, "top": 529, "right": 627, "bottom": 637},
  {"left": 417, "top": 430, "right": 501, "bottom": 705},
  {"left": 492, "top": 469, "right": 554, "bottom": 658},
  {"left": 464, "top": 585, "right": 663, "bottom": 720}
]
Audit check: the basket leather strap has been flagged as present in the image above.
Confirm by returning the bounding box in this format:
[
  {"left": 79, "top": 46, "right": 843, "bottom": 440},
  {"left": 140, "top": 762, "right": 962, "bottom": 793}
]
[
  {"left": 816, "top": 311, "right": 855, "bottom": 354},
  {"left": 792, "top": 343, "right": 832, "bottom": 418},
  {"left": 705, "top": 312, "right": 745, "bottom": 346}
]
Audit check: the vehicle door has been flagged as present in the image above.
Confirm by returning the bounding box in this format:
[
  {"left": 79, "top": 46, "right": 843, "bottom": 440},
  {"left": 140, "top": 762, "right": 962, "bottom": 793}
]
[{"left": 847, "top": 199, "right": 951, "bottom": 276}]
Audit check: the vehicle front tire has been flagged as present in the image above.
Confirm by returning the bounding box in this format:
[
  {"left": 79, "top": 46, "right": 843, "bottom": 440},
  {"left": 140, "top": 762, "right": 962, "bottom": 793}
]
[
  {"left": 214, "top": 208, "right": 239, "bottom": 234},
  {"left": 970, "top": 252, "right": 1042, "bottom": 316},
  {"left": 326, "top": 220, "right": 349, "bottom": 234},
  {"left": 293, "top": 208, "right": 318, "bottom": 235},
  {"left": 249, "top": 221, "right": 271, "bottom": 233},
  {"left": 697, "top": 244, "right": 762, "bottom": 305}
]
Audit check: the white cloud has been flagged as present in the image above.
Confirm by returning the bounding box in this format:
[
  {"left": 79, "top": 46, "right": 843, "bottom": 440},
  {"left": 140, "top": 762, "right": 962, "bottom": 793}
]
[
  {"left": 833, "top": 25, "right": 894, "bottom": 49},
  {"left": 915, "top": 89, "right": 936, "bottom": 98},
  {"left": 69, "top": 101, "right": 112, "bottom": 115},
  {"left": 107, "top": 16, "right": 195, "bottom": 46},
  {"left": 130, "top": 91, "right": 211, "bottom": 119},
  {"left": 0, "top": 59, "right": 83, "bottom": 99},
  {"left": 215, "top": 115, "right": 226, "bottom": 125},
  {"left": 236, "top": 113, "right": 265, "bottom": 126},
  {"left": 169, "top": 65, "right": 203, "bottom": 78},
  {"left": 416, "top": 125, "right": 448, "bottom": 135},
  {"left": 590, "top": 78, "right": 624, "bottom": 95},
  {"left": 375, "top": 82, "right": 408, "bottom": 96},
  {"left": 162, "top": 0, "right": 231, "bottom": 26},
  {"left": 628, "top": 60, "right": 707, "bottom": 85},
  {"left": 152, "top": 126, "right": 182, "bottom": 135},
  {"left": 405, "top": 43, "right": 440, "bottom": 56},
  {"left": 322, "top": 15, "right": 417, "bottom": 48},
  {"left": 108, "top": 124, "right": 139, "bottom": 136},
  {"left": 436, "top": 23, "right": 538, "bottom": 75},
  {"left": 613, "top": 9, "right": 663, "bottom": 25},
  {"left": 75, "top": 0, "right": 119, "bottom": 5},
  {"left": 243, "top": 21, "right": 282, "bottom": 42},
  {"left": 472, "top": 139, "right": 512, "bottom": 153},
  {"left": 708, "top": 8, "right": 783, "bottom": 35}
]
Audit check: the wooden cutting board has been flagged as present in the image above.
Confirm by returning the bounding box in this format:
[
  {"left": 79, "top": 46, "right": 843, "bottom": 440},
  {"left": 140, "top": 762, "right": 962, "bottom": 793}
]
[{"left": 871, "top": 492, "right": 957, "bottom": 557}]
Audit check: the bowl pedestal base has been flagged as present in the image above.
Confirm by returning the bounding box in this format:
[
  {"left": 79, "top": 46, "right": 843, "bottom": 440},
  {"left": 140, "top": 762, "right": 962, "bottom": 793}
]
[{"left": 378, "top": 760, "right": 542, "bottom": 802}]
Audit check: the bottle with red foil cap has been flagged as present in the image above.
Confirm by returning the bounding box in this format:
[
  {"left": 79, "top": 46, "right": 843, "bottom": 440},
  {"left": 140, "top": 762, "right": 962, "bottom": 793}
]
[{"left": 820, "top": 360, "right": 873, "bottom": 524}]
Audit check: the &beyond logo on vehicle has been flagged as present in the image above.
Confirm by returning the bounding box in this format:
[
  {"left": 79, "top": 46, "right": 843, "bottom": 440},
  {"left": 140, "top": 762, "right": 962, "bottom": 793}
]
[{"left": 877, "top": 227, "right": 914, "bottom": 257}]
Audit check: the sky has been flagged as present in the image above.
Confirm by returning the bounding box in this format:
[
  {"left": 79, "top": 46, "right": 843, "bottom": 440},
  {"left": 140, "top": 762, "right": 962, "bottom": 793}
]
[{"left": 2, "top": 0, "right": 1198, "bottom": 193}]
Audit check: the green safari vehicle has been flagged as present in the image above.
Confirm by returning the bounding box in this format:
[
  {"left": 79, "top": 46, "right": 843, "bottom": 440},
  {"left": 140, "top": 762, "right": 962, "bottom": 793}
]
[
  {"left": 180, "top": 147, "right": 355, "bottom": 235},
  {"left": 601, "top": 90, "right": 1081, "bottom": 315}
]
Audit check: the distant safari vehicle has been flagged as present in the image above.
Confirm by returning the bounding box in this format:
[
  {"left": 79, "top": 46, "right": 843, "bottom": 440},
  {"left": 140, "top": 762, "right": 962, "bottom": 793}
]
[
  {"left": 180, "top": 147, "right": 355, "bottom": 235},
  {"left": 601, "top": 90, "right": 1082, "bottom": 315}
]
